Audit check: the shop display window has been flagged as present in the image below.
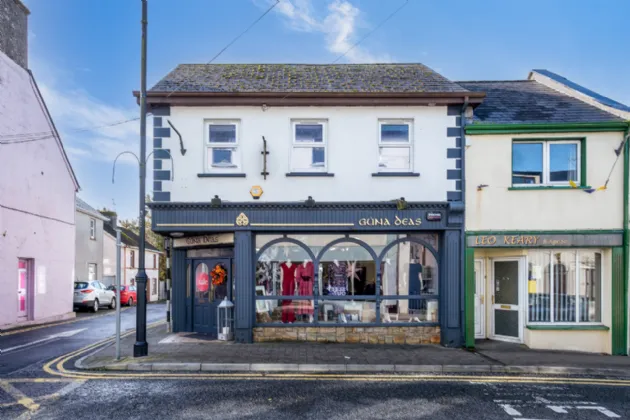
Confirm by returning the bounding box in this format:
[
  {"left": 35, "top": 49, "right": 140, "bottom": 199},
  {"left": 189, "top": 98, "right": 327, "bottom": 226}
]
[
  {"left": 255, "top": 233, "right": 441, "bottom": 326},
  {"left": 527, "top": 249, "right": 601, "bottom": 324}
]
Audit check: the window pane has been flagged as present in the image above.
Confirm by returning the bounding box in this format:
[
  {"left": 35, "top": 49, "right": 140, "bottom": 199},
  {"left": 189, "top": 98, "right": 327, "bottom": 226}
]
[
  {"left": 312, "top": 148, "right": 325, "bottom": 166},
  {"left": 550, "top": 251, "right": 576, "bottom": 322},
  {"left": 378, "top": 147, "right": 410, "bottom": 170},
  {"left": 256, "top": 242, "right": 312, "bottom": 298},
  {"left": 528, "top": 251, "right": 551, "bottom": 322},
  {"left": 318, "top": 299, "right": 376, "bottom": 323},
  {"left": 381, "top": 237, "right": 438, "bottom": 296},
  {"left": 382, "top": 299, "right": 438, "bottom": 323},
  {"left": 295, "top": 124, "right": 323, "bottom": 143},
  {"left": 319, "top": 243, "right": 374, "bottom": 296},
  {"left": 211, "top": 148, "right": 233, "bottom": 166},
  {"left": 381, "top": 124, "right": 409, "bottom": 142},
  {"left": 512, "top": 143, "right": 543, "bottom": 184},
  {"left": 195, "top": 263, "right": 210, "bottom": 301},
  {"left": 209, "top": 124, "right": 236, "bottom": 143},
  {"left": 579, "top": 251, "right": 601, "bottom": 322},
  {"left": 550, "top": 143, "right": 578, "bottom": 182},
  {"left": 255, "top": 299, "right": 314, "bottom": 324}
]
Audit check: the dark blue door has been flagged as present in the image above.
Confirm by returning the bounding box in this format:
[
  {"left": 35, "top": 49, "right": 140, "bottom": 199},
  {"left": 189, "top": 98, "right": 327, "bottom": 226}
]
[{"left": 193, "top": 258, "right": 231, "bottom": 335}]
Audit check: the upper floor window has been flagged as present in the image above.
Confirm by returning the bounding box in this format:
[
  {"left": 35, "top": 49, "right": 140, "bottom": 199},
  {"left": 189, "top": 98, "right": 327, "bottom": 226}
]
[
  {"left": 290, "top": 120, "right": 327, "bottom": 172},
  {"left": 378, "top": 120, "right": 413, "bottom": 172},
  {"left": 205, "top": 120, "right": 240, "bottom": 172},
  {"left": 89, "top": 218, "right": 96, "bottom": 239},
  {"left": 512, "top": 140, "right": 581, "bottom": 186},
  {"left": 130, "top": 250, "right": 135, "bottom": 268}
]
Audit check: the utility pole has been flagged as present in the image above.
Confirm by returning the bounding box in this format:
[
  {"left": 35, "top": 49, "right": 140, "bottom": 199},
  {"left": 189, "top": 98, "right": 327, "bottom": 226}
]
[
  {"left": 134, "top": 0, "right": 149, "bottom": 357},
  {"left": 115, "top": 228, "right": 122, "bottom": 360}
]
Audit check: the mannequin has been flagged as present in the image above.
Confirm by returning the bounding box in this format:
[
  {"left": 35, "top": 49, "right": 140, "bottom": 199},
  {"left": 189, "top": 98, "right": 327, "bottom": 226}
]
[
  {"left": 280, "top": 259, "right": 297, "bottom": 323},
  {"left": 296, "top": 259, "right": 314, "bottom": 322}
]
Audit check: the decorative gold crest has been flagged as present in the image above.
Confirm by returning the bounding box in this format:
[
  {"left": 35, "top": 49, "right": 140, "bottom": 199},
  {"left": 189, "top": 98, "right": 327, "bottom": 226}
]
[{"left": 236, "top": 212, "right": 249, "bottom": 226}]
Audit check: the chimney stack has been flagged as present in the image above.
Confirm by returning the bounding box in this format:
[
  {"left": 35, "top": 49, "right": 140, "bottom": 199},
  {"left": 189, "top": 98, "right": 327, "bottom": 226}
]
[{"left": 0, "top": 0, "right": 30, "bottom": 69}]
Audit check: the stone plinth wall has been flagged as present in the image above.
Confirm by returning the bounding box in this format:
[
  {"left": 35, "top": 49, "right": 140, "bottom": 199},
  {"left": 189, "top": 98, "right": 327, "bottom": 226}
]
[{"left": 253, "top": 326, "right": 441, "bottom": 345}]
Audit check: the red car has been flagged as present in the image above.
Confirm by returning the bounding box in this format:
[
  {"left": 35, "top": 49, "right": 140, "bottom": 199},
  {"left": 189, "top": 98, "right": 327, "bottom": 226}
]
[{"left": 107, "top": 285, "right": 137, "bottom": 306}]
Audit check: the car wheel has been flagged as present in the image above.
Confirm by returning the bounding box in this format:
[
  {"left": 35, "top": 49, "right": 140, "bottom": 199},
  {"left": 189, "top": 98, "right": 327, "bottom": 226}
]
[
  {"left": 128, "top": 297, "right": 134, "bottom": 306},
  {"left": 92, "top": 299, "right": 99, "bottom": 313},
  {"left": 109, "top": 298, "right": 116, "bottom": 309}
]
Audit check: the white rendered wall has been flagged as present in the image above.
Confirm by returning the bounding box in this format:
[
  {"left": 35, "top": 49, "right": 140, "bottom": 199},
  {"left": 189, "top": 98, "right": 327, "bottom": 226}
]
[{"left": 159, "top": 105, "right": 459, "bottom": 203}]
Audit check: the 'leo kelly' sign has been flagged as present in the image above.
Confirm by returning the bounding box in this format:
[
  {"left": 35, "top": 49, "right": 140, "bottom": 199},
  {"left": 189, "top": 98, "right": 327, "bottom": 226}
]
[{"left": 467, "top": 233, "right": 622, "bottom": 248}]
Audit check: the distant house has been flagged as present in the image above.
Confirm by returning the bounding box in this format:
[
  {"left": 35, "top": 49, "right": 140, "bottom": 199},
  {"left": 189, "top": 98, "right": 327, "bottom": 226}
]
[
  {"left": 75, "top": 197, "right": 109, "bottom": 282},
  {"left": 0, "top": 0, "right": 80, "bottom": 329},
  {"left": 102, "top": 215, "right": 163, "bottom": 302}
]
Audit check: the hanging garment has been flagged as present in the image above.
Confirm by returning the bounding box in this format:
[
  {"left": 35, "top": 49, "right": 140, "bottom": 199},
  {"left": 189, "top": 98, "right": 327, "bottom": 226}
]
[
  {"left": 328, "top": 262, "right": 348, "bottom": 296},
  {"left": 280, "top": 263, "right": 297, "bottom": 323},
  {"left": 296, "top": 262, "right": 314, "bottom": 315}
]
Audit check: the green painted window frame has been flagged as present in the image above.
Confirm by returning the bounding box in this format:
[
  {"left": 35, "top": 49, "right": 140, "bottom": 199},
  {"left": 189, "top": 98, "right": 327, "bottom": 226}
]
[{"left": 510, "top": 137, "right": 587, "bottom": 189}]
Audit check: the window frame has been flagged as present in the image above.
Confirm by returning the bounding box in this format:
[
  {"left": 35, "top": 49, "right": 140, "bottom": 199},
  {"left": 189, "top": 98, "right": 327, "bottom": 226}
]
[
  {"left": 512, "top": 138, "right": 583, "bottom": 187},
  {"left": 289, "top": 119, "right": 328, "bottom": 173},
  {"left": 129, "top": 250, "right": 135, "bottom": 268},
  {"left": 89, "top": 218, "right": 96, "bottom": 240},
  {"left": 377, "top": 119, "right": 414, "bottom": 173},
  {"left": 526, "top": 249, "right": 603, "bottom": 326},
  {"left": 204, "top": 120, "right": 241, "bottom": 173}
]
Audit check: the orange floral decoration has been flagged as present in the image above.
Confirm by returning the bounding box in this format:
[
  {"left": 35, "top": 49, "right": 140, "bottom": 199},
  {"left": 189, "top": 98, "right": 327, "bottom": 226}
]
[{"left": 211, "top": 264, "right": 227, "bottom": 286}]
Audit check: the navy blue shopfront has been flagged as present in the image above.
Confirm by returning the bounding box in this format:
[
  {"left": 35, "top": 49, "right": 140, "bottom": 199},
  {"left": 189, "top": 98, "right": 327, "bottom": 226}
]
[{"left": 152, "top": 201, "right": 465, "bottom": 347}]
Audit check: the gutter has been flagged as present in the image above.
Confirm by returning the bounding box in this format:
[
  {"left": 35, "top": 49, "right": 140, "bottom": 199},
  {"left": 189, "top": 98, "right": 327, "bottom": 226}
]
[
  {"left": 460, "top": 96, "right": 469, "bottom": 347},
  {"left": 465, "top": 122, "right": 628, "bottom": 135},
  {"left": 624, "top": 124, "right": 630, "bottom": 356}
]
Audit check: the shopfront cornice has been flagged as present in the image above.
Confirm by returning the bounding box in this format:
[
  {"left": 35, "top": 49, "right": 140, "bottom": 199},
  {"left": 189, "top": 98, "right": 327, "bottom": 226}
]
[{"left": 148, "top": 201, "right": 450, "bottom": 211}]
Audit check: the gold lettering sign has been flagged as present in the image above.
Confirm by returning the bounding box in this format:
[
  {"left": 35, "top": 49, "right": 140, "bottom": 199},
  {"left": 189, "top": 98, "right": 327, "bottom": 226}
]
[
  {"left": 173, "top": 233, "right": 234, "bottom": 248},
  {"left": 358, "top": 216, "right": 421, "bottom": 227}
]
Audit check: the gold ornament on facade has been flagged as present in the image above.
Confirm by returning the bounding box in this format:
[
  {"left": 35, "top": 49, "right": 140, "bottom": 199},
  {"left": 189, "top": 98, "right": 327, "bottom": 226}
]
[{"left": 236, "top": 212, "right": 249, "bottom": 226}]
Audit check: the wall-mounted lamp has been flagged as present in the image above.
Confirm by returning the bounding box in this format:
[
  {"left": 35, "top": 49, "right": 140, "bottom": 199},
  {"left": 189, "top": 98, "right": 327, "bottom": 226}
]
[
  {"left": 477, "top": 184, "right": 488, "bottom": 191},
  {"left": 396, "top": 197, "right": 408, "bottom": 210},
  {"left": 167, "top": 120, "right": 187, "bottom": 156},
  {"left": 211, "top": 195, "right": 222, "bottom": 207},
  {"left": 305, "top": 196, "right": 315, "bottom": 207},
  {"left": 170, "top": 232, "right": 184, "bottom": 238}
]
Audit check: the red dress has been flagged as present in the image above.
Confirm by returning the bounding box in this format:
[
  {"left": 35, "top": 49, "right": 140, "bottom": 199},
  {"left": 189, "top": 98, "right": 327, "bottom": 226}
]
[
  {"left": 296, "top": 262, "right": 314, "bottom": 315},
  {"left": 280, "top": 263, "right": 297, "bottom": 323}
]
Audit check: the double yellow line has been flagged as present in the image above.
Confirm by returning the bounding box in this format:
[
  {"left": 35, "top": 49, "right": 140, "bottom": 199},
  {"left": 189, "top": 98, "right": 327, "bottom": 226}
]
[{"left": 43, "top": 325, "right": 630, "bottom": 386}]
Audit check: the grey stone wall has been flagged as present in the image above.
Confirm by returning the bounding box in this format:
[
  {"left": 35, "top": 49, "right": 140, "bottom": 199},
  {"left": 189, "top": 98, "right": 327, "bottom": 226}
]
[{"left": 0, "top": 0, "right": 29, "bottom": 68}]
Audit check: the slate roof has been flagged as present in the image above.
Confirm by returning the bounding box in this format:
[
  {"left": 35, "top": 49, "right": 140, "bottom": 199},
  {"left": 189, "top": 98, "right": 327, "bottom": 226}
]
[
  {"left": 457, "top": 80, "right": 625, "bottom": 124},
  {"left": 76, "top": 197, "right": 109, "bottom": 221},
  {"left": 149, "top": 64, "right": 469, "bottom": 94},
  {"left": 532, "top": 70, "right": 630, "bottom": 113},
  {"left": 103, "top": 223, "right": 160, "bottom": 252}
]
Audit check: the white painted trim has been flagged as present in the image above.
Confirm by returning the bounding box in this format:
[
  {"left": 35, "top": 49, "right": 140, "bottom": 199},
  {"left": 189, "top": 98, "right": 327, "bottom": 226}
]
[
  {"left": 289, "top": 119, "right": 328, "bottom": 172},
  {"left": 474, "top": 258, "right": 485, "bottom": 339}
]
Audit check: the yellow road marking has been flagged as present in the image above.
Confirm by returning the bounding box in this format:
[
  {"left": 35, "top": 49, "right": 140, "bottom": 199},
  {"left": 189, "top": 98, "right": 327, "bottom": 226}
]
[
  {"left": 0, "top": 381, "right": 40, "bottom": 412},
  {"left": 1, "top": 307, "right": 132, "bottom": 336}
]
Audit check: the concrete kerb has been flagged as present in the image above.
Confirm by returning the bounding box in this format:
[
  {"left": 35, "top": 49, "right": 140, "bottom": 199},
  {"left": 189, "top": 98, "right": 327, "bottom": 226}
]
[{"left": 74, "top": 362, "right": 630, "bottom": 377}]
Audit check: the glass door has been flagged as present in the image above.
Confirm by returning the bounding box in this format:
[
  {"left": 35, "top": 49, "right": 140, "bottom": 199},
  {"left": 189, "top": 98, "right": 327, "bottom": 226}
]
[
  {"left": 492, "top": 258, "right": 523, "bottom": 342},
  {"left": 18, "top": 259, "right": 28, "bottom": 320}
]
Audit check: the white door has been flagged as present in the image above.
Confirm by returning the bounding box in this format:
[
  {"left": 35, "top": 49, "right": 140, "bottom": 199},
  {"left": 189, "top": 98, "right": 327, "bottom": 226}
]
[
  {"left": 474, "top": 259, "right": 485, "bottom": 338},
  {"left": 491, "top": 258, "right": 524, "bottom": 343},
  {"left": 88, "top": 263, "right": 97, "bottom": 281},
  {"left": 17, "top": 259, "right": 28, "bottom": 320}
]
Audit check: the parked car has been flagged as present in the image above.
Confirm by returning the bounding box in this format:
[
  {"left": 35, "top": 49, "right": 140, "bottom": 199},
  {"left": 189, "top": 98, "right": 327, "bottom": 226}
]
[
  {"left": 74, "top": 280, "right": 116, "bottom": 312},
  {"left": 106, "top": 285, "right": 137, "bottom": 306}
]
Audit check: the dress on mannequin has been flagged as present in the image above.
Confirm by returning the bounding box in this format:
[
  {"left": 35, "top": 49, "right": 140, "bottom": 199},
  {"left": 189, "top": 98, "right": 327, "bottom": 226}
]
[
  {"left": 280, "top": 262, "right": 297, "bottom": 323},
  {"left": 328, "top": 262, "right": 348, "bottom": 296},
  {"left": 296, "top": 261, "right": 314, "bottom": 315}
]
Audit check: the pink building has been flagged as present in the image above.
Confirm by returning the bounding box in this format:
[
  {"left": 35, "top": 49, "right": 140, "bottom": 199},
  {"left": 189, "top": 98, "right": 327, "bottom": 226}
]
[{"left": 0, "top": 0, "right": 80, "bottom": 330}]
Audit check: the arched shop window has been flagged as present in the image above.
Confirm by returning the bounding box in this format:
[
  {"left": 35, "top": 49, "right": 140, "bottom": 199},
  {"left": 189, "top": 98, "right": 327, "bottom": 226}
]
[
  {"left": 317, "top": 240, "right": 376, "bottom": 323},
  {"left": 254, "top": 233, "right": 441, "bottom": 325},
  {"left": 255, "top": 238, "right": 315, "bottom": 324}
]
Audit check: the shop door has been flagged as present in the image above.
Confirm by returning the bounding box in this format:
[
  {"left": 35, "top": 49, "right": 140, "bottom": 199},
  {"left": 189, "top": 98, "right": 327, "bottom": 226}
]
[
  {"left": 491, "top": 258, "right": 523, "bottom": 342},
  {"left": 192, "top": 258, "right": 231, "bottom": 336},
  {"left": 474, "top": 259, "right": 485, "bottom": 338},
  {"left": 17, "top": 259, "right": 29, "bottom": 320}
]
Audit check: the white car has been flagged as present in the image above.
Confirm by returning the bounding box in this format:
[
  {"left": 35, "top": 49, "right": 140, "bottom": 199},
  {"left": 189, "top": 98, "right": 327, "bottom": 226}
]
[{"left": 74, "top": 280, "right": 116, "bottom": 312}]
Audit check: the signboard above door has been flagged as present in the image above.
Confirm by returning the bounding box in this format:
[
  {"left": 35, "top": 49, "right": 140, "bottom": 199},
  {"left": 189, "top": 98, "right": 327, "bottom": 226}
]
[
  {"left": 173, "top": 233, "right": 234, "bottom": 248},
  {"left": 467, "top": 232, "right": 622, "bottom": 248}
]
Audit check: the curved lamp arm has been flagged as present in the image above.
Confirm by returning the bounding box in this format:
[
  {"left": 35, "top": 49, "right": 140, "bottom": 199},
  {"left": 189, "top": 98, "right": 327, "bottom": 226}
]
[{"left": 112, "top": 151, "right": 140, "bottom": 184}]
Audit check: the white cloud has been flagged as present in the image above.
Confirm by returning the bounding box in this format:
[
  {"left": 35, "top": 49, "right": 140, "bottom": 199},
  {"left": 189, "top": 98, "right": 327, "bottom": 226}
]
[{"left": 269, "top": 0, "right": 391, "bottom": 63}]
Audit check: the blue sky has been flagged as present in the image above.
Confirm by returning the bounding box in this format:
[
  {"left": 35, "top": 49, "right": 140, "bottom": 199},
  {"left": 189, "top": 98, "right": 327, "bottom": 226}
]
[{"left": 22, "top": 0, "right": 630, "bottom": 219}]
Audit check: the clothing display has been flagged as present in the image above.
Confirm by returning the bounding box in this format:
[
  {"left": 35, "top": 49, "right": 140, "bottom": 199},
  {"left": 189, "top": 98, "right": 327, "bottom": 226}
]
[
  {"left": 327, "top": 262, "right": 348, "bottom": 296},
  {"left": 280, "top": 262, "right": 297, "bottom": 323},
  {"left": 296, "top": 261, "right": 314, "bottom": 315}
]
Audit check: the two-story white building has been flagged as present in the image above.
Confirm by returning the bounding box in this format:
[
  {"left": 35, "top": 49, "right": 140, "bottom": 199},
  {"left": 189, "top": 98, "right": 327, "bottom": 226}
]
[
  {"left": 142, "top": 64, "right": 484, "bottom": 344},
  {"left": 462, "top": 71, "right": 629, "bottom": 355}
]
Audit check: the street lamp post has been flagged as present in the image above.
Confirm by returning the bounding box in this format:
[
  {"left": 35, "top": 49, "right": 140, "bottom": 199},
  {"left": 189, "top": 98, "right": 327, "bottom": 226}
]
[{"left": 134, "top": 0, "right": 149, "bottom": 357}]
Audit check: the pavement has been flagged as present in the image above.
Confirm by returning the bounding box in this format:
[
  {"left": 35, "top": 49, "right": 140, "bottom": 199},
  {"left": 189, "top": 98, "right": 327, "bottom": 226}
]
[{"left": 78, "top": 324, "right": 630, "bottom": 377}]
